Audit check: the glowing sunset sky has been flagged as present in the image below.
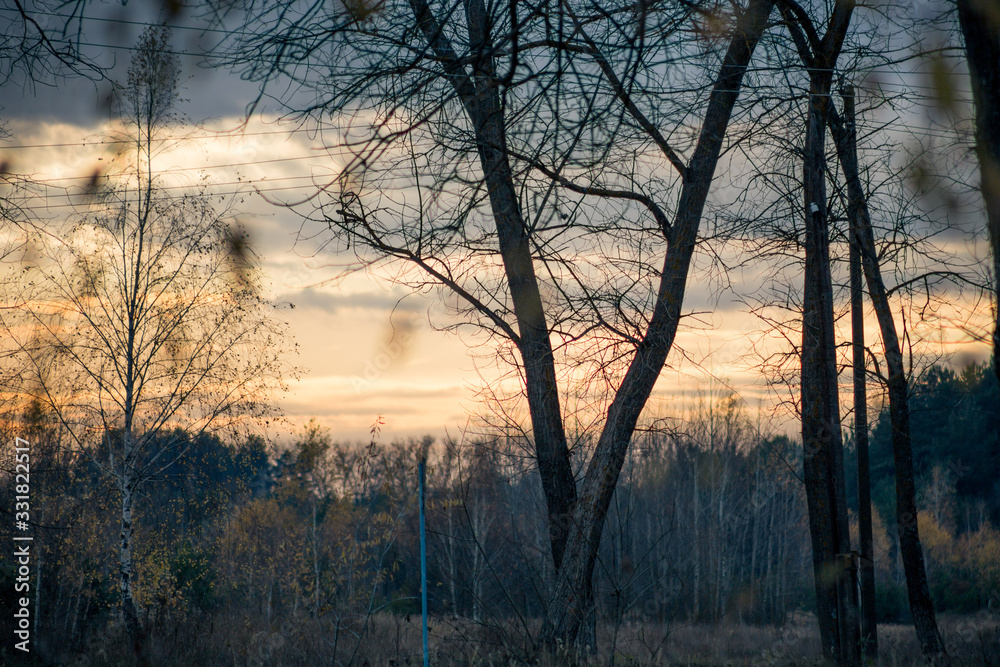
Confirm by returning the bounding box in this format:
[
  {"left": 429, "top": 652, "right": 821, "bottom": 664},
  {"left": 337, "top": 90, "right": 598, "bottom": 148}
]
[{"left": 1, "top": 7, "right": 993, "bottom": 445}]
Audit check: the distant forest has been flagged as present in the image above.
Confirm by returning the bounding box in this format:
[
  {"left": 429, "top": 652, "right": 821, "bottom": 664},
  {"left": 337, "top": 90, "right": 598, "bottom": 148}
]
[
  {"left": 8, "top": 0, "right": 1000, "bottom": 661},
  {"left": 2, "top": 362, "right": 997, "bottom": 664}
]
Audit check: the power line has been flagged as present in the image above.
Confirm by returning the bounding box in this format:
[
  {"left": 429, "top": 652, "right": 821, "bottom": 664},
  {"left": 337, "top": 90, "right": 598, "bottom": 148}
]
[
  {"left": 31, "top": 173, "right": 334, "bottom": 193},
  {"left": 1, "top": 85, "right": 975, "bottom": 154},
  {"left": 0, "top": 7, "right": 233, "bottom": 36},
  {"left": 11, "top": 182, "right": 327, "bottom": 211},
  {"left": 15, "top": 151, "right": 340, "bottom": 185},
  {"left": 1, "top": 126, "right": 334, "bottom": 150},
  {"left": 1, "top": 7, "right": 977, "bottom": 81}
]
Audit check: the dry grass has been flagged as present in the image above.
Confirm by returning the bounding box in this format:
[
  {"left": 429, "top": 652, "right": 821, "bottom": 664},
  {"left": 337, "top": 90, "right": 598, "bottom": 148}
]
[{"left": 41, "top": 610, "right": 1000, "bottom": 666}]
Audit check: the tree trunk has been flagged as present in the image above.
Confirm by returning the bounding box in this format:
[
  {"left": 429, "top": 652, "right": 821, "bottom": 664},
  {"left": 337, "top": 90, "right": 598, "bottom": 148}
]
[
  {"left": 842, "top": 86, "right": 878, "bottom": 660},
  {"left": 777, "top": 0, "right": 859, "bottom": 660},
  {"left": 412, "top": 0, "right": 773, "bottom": 649},
  {"left": 693, "top": 459, "right": 700, "bottom": 621},
  {"left": 312, "top": 501, "right": 321, "bottom": 617},
  {"left": 826, "top": 93, "right": 947, "bottom": 662},
  {"left": 801, "top": 77, "right": 854, "bottom": 662},
  {"left": 119, "top": 447, "right": 141, "bottom": 641},
  {"left": 540, "top": 0, "right": 775, "bottom": 645},
  {"left": 406, "top": 0, "right": 576, "bottom": 573},
  {"left": 957, "top": 0, "right": 1000, "bottom": 389},
  {"left": 801, "top": 55, "right": 861, "bottom": 667},
  {"left": 850, "top": 228, "right": 878, "bottom": 657}
]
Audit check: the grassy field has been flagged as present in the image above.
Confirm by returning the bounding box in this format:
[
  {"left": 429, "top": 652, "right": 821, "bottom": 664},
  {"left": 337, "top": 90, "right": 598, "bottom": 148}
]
[{"left": 35, "top": 610, "right": 998, "bottom": 666}]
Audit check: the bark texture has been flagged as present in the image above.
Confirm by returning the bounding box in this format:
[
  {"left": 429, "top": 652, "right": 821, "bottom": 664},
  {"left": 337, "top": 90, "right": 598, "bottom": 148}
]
[
  {"left": 118, "top": 431, "right": 142, "bottom": 644},
  {"left": 119, "top": 474, "right": 141, "bottom": 639}
]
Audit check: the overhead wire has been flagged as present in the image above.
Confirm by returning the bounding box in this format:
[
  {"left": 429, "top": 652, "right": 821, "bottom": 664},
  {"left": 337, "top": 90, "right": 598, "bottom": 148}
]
[
  {"left": 0, "top": 6, "right": 979, "bottom": 205},
  {"left": 8, "top": 182, "right": 330, "bottom": 211},
  {"left": 5, "top": 151, "right": 342, "bottom": 186},
  {"left": 0, "top": 79, "right": 976, "bottom": 156},
  {"left": 1, "top": 125, "right": 336, "bottom": 150}
]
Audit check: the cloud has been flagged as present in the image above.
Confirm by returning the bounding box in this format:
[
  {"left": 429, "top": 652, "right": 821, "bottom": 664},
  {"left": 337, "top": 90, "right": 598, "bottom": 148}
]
[{"left": 274, "top": 286, "right": 426, "bottom": 315}]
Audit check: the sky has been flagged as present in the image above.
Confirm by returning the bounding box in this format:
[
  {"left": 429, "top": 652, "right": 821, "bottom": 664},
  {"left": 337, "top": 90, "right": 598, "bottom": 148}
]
[{"left": 1, "top": 1, "right": 994, "bottom": 446}]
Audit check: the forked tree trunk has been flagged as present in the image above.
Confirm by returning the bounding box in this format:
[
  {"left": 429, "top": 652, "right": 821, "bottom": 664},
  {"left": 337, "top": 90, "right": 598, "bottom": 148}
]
[
  {"left": 411, "top": 0, "right": 773, "bottom": 650},
  {"left": 827, "top": 94, "right": 946, "bottom": 662},
  {"left": 776, "top": 0, "right": 859, "bottom": 660},
  {"left": 541, "top": 0, "right": 775, "bottom": 645}
]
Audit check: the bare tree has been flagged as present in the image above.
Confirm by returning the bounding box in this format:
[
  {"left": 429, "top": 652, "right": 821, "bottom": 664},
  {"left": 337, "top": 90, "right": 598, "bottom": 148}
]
[
  {"left": 824, "top": 85, "right": 947, "bottom": 660},
  {"left": 957, "top": 0, "right": 1000, "bottom": 389},
  {"left": 0, "top": 0, "right": 107, "bottom": 86},
  {"left": 0, "top": 26, "right": 290, "bottom": 643},
  {"left": 771, "top": 0, "right": 859, "bottom": 661},
  {"left": 841, "top": 86, "right": 877, "bottom": 661},
  {"left": 1, "top": 0, "right": 200, "bottom": 87},
  {"left": 744, "top": 0, "right": 959, "bottom": 660},
  {"left": 209, "top": 0, "right": 775, "bottom": 649}
]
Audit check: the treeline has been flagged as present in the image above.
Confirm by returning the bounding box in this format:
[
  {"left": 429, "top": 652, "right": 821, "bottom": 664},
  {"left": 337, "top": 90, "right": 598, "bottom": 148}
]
[
  {"left": 851, "top": 362, "right": 1000, "bottom": 617},
  {"left": 1, "top": 364, "right": 998, "bottom": 663}
]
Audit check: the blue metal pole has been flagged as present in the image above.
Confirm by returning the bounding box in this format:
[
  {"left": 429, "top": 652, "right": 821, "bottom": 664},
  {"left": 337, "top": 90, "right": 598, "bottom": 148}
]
[{"left": 419, "top": 459, "right": 429, "bottom": 667}]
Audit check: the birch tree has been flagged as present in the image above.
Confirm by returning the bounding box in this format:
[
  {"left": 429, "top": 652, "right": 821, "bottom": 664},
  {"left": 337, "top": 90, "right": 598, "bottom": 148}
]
[{"left": 0, "top": 26, "right": 289, "bottom": 642}]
